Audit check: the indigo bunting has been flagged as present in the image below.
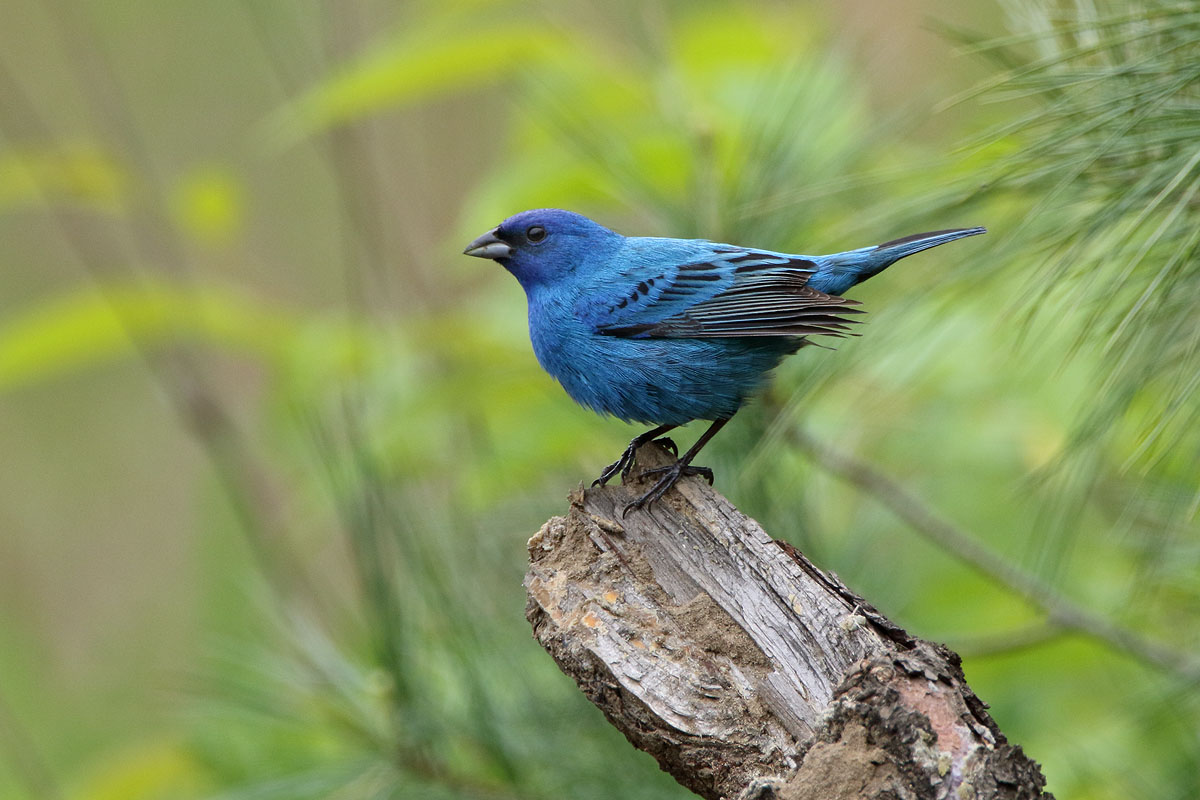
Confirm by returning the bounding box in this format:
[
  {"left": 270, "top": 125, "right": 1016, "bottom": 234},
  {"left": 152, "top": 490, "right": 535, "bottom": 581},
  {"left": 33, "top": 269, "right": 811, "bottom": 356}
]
[{"left": 465, "top": 210, "right": 984, "bottom": 511}]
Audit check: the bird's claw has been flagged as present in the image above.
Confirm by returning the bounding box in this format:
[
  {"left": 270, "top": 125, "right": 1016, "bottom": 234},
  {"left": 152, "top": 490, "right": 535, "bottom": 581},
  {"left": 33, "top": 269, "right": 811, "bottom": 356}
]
[
  {"left": 593, "top": 435, "right": 680, "bottom": 487},
  {"left": 621, "top": 462, "right": 714, "bottom": 516},
  {"left": 591, "top": 460, "right": 623, "bottom": 487},
  {"left": 592, "top": 442, "right": 639, "bottom": 487},
  {"left": 642, "top": 462, "right": 712, "bottom": 485},
  {"left": 654, "top": 437, "right": 678, "bottom": 457}
]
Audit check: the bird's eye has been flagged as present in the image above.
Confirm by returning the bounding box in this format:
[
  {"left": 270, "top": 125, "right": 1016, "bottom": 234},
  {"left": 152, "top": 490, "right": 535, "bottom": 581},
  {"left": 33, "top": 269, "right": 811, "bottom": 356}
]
[{"left": 526, "top": 225, "right": 547, "bottom": 243}]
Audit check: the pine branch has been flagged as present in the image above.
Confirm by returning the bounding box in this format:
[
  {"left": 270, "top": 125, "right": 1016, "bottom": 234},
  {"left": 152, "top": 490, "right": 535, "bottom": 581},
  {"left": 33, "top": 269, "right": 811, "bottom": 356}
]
[{"left": 789, "top": 427, "right": 1200, "bottom": 683}]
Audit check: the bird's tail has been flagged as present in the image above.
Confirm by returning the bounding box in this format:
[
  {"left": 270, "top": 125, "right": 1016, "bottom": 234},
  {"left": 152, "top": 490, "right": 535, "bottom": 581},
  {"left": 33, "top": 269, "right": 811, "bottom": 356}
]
[{"left": 817, "top": 227, "right": 986, "bottom": 294}]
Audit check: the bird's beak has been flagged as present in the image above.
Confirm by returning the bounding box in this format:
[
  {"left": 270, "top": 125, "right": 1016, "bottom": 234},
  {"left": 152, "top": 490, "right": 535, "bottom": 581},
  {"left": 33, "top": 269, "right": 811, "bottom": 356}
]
[{"left": 463, "top": 228, "right": 513, "bottom": 260}]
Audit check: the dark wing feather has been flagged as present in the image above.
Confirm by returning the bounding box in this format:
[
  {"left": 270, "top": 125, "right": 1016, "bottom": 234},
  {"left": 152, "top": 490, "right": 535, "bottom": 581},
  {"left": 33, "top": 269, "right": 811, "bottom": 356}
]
[{"left": 596, "top": 248, "right": 862, "bottom": 339}]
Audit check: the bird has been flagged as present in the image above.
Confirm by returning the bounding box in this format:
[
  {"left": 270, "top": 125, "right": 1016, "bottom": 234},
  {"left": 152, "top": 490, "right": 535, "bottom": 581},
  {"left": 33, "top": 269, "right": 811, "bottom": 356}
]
[{"left": 464, "top": 209, "right": 985, "bottom": 513}]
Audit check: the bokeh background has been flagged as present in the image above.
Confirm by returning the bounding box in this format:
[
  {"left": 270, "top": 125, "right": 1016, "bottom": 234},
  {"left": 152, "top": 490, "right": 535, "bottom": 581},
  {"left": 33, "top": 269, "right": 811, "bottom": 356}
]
[{"left": 1, "top": 1, "right": 1198, "bottom": 798}]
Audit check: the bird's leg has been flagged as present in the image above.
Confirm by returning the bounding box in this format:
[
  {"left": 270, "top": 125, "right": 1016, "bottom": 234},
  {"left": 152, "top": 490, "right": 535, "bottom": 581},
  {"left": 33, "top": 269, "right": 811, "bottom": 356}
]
[
  {"left": 592, "top": 424, "right": 677, "bottom": 487},
  {"left": 624, "top": 417, "right": 731, "bottom": 515}
]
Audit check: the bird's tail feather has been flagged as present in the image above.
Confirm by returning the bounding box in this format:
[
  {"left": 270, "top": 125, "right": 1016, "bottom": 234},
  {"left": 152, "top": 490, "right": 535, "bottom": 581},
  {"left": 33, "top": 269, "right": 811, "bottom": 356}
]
[
  {"left": 821, "top": 226, "right": 986, "bottom": 291},
  {"left": 871, "top": 227, "right": 988, "bottom": 264}
]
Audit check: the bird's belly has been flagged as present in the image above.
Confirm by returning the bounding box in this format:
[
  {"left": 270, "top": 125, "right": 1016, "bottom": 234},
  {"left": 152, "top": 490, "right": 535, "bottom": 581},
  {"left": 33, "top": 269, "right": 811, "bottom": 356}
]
[{"left": 531, "top": 322, "right": 796, "bottom": 425}]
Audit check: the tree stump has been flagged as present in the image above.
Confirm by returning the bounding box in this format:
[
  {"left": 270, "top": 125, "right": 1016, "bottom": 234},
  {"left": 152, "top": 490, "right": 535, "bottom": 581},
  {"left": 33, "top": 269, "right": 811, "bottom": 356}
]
[{"left": 524, "top": 444, "right": 1051, "bottom": 800}]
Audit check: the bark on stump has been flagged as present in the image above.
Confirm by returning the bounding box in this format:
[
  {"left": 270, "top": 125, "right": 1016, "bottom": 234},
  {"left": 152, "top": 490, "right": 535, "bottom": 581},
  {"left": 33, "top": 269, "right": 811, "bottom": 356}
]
[{"left": 524, "top": 444, "right": 1051, "bottom": 800}]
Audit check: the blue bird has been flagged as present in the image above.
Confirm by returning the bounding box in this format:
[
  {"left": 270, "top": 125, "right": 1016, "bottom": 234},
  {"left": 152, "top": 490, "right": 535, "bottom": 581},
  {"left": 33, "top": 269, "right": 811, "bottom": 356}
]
[{"left": 465, "top": 209, "right": 984, "bottom": 512}]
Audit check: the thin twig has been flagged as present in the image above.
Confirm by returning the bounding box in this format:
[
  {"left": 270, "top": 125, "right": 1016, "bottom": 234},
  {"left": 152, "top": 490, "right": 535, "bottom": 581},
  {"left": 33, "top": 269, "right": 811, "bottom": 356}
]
[
  {"left": 791, "top": 427, "right": 1200, "bottom": 683},
  {"left": 240, "top": 0, "right": 413, "bottom": 311},
  {"left": 952, "top": 621, "right": 1066, "bottom": 659},
  {"left": 321, "top": 0, "right": 395, "bottom": 310}
]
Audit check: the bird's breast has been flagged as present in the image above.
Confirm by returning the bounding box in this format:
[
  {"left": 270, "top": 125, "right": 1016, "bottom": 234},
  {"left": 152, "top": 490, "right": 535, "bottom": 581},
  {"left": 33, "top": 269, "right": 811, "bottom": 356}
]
[
  {"left": 527, "top": 290, "right": 588, "bottom": 385},
  {"left": 524, "top": 288, "right": 794, "bottom": 425}
]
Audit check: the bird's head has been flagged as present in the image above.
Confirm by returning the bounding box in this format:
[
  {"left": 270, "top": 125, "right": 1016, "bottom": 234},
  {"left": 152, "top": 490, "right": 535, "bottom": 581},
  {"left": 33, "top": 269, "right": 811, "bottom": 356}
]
[{"left": 463, "top": 209, "right": 621, "bottom": 289}]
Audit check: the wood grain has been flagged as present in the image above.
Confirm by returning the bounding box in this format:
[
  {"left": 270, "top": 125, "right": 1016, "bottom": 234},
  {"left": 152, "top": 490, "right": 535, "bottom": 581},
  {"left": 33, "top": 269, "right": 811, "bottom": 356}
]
[{"left": 525, "top": 444, "right": 1051, "bottom": 800}]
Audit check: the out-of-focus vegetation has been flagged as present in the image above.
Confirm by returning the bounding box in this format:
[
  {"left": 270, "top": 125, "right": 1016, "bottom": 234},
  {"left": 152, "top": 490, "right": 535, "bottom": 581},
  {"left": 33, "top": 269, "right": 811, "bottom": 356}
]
[{"left": 0, "top": 1, "right": 1196, "bottom": 799}]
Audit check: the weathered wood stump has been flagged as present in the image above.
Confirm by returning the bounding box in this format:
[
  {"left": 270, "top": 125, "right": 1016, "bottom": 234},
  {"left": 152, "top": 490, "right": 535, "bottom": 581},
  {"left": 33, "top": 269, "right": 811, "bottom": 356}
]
[{"left": 524, "top": 444, "right": 1051, "bottom": 800}]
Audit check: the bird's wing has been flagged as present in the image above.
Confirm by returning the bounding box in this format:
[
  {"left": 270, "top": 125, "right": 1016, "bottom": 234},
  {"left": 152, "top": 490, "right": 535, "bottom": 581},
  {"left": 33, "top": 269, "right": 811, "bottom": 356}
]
[{"left": 580, "top": 239, "right": 862, "bottom": 339}]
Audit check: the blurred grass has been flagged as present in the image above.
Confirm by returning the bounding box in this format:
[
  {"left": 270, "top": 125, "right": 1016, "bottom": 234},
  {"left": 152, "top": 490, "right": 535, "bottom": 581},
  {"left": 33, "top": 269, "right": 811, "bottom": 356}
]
[{"left": 0, "top": 1, "right": 1196, "bottom": 799}]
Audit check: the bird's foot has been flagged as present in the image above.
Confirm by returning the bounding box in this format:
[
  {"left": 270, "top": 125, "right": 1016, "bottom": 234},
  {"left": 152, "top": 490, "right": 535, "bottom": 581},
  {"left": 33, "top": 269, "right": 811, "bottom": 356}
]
[
  {"left": 622, "top": 461, "right": 714, "bottom": 516},
  {"left": 592, "top": 441, "right": 639, "bottom": 487},
  {"left": 592, "top": 437, "right": 679, "bottom": 487}
]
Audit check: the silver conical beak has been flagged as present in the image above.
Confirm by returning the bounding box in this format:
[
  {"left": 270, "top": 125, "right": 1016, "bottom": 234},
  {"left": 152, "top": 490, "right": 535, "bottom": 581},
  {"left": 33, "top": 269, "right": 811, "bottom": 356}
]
[{"left": 463, "top": 228, "right": 513, "bottom": 260}]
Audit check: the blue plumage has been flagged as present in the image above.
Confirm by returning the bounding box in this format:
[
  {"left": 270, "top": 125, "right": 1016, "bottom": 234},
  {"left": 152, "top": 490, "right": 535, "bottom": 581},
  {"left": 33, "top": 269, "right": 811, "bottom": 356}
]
[{"left": 465, "top": 209, "right": 985, "bottom": 511}]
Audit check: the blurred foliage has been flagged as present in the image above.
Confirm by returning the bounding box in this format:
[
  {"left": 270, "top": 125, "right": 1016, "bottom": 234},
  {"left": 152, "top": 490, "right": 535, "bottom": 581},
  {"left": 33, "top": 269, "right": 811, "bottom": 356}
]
[
  {"left": 0, "top": 144, "right": 127, "bottom": 212},
  {"left": 946, "top": 0, "right": 1200, "bottom": 504},
  {"left": 0, "top": 2, "right": 1197, "bottom": 800},
  {"left": 269, "top": 14, "right": 561, "bottom": 144},
  {"left": 0, "top": 282, "right": 370, "bottom": 391},
  {"left": 463, "top": 6, "right": 877, "bottom": 245},
  {"left": 170, "top": 168, "right": 245, "bottom": 246}
]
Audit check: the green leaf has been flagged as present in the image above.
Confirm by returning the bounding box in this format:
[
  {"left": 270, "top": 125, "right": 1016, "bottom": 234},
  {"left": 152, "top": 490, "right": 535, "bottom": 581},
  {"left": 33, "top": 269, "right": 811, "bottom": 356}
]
[
  {"left": 0, "top": 143, "right": 127, "bottom": 212},
  {"left": 0, "top": 282, "right": 371, "bottom": 391},
  {"left": 264, "top": 23, "right": 565, "bottom": 145},
  {"left": 75, "top": 740, "right": 203, "bottom": 800}
]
